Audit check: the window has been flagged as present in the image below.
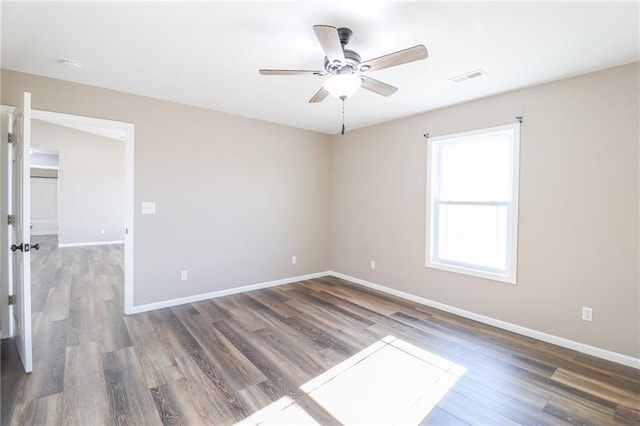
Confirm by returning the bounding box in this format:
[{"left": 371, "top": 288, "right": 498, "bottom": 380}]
[{"left": 426, "top": 123, "right": 520, "bottom": 284}]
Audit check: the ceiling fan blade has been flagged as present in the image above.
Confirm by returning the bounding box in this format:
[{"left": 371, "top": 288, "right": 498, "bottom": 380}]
[
  {"left": 313, "top": 25, "right": 345, "bottom": 64},
  {"left": 309, "top": 87, "right": 329, "bottom": 103},
  {"left": 360, "top": 76, "right": 398, "bottom": 97},
  {"left": 259, "top": 69, "right": 324, "bottom": 76},
  {"left": 360, "top": 45, "right": 428, "bottom": 72}
]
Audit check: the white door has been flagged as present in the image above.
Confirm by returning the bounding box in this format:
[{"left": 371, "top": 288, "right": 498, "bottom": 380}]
[{"left": 9, "top": 92, "right": 33, "bottom": 373}]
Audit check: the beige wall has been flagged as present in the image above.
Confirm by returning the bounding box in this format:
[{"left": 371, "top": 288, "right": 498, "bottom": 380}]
[
  {"left": 2, "top": 63, "right": 638, "bottom": 359},
  {"left": 1, "top": 69, "right": 332, "bottom": 306},
  {"left": 31, "top": 120, "right": 125, "bottom": 244},
  {"left": 330, "top": 63, "right": 640, "bottom": 358}
]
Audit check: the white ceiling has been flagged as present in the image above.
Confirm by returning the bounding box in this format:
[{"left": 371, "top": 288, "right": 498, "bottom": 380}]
[{"left": 2, "top": 2, "right": 639, "bottom": 135}]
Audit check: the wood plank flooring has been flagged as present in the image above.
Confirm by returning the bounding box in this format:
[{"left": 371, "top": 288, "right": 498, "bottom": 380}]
[{"left": 2, "top": 235, "right": 639, "bottom": 425}]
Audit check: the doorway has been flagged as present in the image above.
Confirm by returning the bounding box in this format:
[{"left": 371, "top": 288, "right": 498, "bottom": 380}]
[
  {"left": 29, "top": 110, "right": 134, "bottom": 314},
  {"left": 1, "top": 107, "right": 135, "bottom": 339}
]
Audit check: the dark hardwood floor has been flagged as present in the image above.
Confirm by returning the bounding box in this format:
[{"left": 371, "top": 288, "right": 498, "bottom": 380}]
[{"left": 1, "top": 236, "right": 638, "bottom": 425}]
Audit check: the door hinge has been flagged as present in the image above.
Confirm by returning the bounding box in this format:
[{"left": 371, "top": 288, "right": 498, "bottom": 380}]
[
  {"left": 7, "top": 215, "right": 15, "bottom": 225},
  {"left": 8, "top": 133, "right": 14, "bottom": 144},
  {"left": 8, "top": 295, "right": 15, "bottom": 305}
]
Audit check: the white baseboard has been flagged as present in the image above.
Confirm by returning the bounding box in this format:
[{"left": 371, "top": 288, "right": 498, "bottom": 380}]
[
  {"left": 124, "top": 268, "right": 639, "bottom": 369},
  {"left": 126, "top": 271, "right": 332, "bottom": 315},
  {"left": 328, "top": 271, "right": 640, "bottom": 369},
  {"left": 58, "top": 240, "right": 124, "bottom": 248}
]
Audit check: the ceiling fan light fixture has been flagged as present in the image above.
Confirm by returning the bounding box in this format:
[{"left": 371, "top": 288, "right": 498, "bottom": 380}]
[{"left": 323, "top": 74, "right": 362, "bottom": 99}]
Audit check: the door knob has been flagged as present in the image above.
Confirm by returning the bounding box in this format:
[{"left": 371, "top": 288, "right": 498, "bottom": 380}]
[
  {"left": 31, "top": 243, "right": 40, "bottom": 251},
  {"left": 10, "top": 243, "right": 23, "bottom": 252}
]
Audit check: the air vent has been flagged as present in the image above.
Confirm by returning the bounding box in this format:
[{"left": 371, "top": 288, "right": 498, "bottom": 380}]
[{"left": 450, "top": 69, "right": 487, "bottom": 83}]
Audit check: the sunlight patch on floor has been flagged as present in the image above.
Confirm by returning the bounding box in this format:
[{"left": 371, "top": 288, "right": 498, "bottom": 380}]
[
  {"left": 259, "top": 401, "right": 319, "bottom": 425},
  {"left": 306, "top": 335, "right": 466, "bottom": 424},
  {"left": 237, "top": 335, "right": 466, "bottom": 425}
]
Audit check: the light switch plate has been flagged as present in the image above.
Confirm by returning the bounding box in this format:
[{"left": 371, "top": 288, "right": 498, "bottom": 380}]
[
  {"left": 142, "top": 202, "right": 156, "bottom": 214},
  {"left": 581, "top": 306, "right": 593, "bottom": 322}
]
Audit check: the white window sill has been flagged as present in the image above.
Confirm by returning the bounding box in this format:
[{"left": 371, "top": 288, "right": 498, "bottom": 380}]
[{"left": 426, "top": 260, "right": 516, "bottom": 285}]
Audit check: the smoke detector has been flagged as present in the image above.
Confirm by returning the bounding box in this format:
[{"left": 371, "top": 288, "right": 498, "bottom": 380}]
[{"left": 60, "top": 59, "right": 82, "bottom": 69}]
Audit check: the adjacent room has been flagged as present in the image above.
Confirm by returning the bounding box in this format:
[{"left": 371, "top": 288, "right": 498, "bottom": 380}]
[{"left": 1, "top": 2, "right": 638, "bottom": 425}]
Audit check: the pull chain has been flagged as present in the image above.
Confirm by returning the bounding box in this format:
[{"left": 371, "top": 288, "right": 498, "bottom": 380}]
[{"left": 341, "top": 97, "right": 346, "bottom": 135}]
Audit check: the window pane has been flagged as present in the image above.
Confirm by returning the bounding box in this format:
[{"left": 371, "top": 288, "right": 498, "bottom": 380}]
[
  {"left": 436, "top": 204, "right": 508, "bottom": 271},
  {"left": 438, "top": 132, "right": 512, "bottom": 202}
]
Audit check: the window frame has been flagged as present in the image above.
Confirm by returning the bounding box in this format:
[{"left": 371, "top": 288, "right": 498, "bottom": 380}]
[{"left": 425, "top": 123, "right": 520, "bottom": 284}]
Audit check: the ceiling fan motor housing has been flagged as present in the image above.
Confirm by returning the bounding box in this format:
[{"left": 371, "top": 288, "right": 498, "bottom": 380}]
[{"left": 324, "top": 49, "right": 361, "bottom": 74}]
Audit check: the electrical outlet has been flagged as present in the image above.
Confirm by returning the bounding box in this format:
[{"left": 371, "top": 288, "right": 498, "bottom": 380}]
[
  {"left": 292, "top": 256, "right": 297, "bottom": 265},
  {"left": 370, "top": 260, "right": 376, "bottom": 270},
  {"left": 581, "top": 306, "right": 593, "bottom": 322},
  {"left": 181, "top": 270, "right": 188, "bottom": 281}
]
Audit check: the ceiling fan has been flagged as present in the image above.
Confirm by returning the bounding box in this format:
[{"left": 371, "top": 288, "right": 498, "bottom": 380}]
[{"left": 259, "top": 25, "right": 429, "bottom": 103}]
